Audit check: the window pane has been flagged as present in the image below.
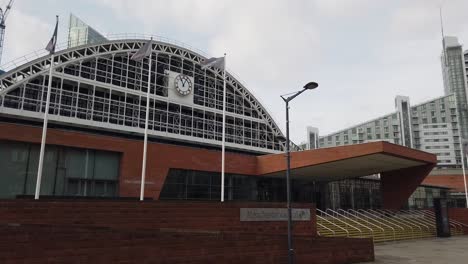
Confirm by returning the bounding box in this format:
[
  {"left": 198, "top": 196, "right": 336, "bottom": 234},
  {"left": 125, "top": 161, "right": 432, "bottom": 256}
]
[
  {"left": 187, "top": 185, "right": 210, "bottom": 199},
  {"left": 0, "top": 141, "right": 29, "bottom": 198},
  {"left": 94, "top": 151, "right": 120, "bottom": 180},
  {"left": 64, "top": 148, "right": 88, "bottom": 179}
]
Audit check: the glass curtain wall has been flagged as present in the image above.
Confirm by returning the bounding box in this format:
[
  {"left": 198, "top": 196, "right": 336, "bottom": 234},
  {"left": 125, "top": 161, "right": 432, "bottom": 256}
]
[
  {"left": 0, "top": 140, "right": 120, "bottom": 198},
  {"left": 406, "top": 186, "right": 448, "bottom": 209},
  {"left": 159, "top": 169, "right": 383, "bottom": 209}
]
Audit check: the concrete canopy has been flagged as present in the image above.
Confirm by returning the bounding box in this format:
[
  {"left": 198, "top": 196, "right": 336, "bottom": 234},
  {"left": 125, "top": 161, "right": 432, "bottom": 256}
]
[{"left": 257, "top": 141, "right": 437, "bottom": 209}]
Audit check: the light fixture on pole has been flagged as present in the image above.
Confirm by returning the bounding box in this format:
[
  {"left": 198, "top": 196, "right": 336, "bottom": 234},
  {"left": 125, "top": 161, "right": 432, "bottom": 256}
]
[{"left": 280, "top": 81, "right": 318, "bottom": 264}]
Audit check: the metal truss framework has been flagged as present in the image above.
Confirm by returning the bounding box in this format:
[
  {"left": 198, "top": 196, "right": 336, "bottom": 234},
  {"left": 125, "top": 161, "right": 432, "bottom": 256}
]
[{"left": 0, "top": 39, "right": 286, "bottom": 153}]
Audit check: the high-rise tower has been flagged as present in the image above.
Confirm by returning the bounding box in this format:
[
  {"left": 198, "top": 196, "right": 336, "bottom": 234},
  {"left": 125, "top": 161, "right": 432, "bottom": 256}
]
[
  {"left": 68, "top": 13, "right": 106, "bottom": 48},
  {"left": 441, "top": 36, "right": 468, "bottom": 141}
]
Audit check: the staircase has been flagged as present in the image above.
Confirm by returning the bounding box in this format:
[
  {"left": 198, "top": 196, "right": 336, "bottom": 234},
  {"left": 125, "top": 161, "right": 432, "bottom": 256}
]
[{"left": 317, "top": 209, "right": 467, "bottom": 243}]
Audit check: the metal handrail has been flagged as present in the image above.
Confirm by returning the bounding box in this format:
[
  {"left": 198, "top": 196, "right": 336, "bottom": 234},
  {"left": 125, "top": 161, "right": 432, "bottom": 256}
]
[
  {"left": 316, "top": 215, "right": 350, "bottom": 237},
  {"left": 325, "top": 208, "right": 339, "bottom": 218},
  {"left": 317, "top": 222, "right": 336, "bottom": 236},
  {"left": 345, "top": 209, "right": 386, "bottom": 233},
  {"left": 422, "top": 210, "right": 464, "bottom": 233},
  {"left": 427, "top": 209, "right": 467, "bottom": 230},
  {"left": 447, "top": 218, "right": 468, "bottom": 229},
  {"left": 403, "top": 211, "right": 437, "bottom": 232},
  {"left": 391, "top": 211, "right": 425, "bottom": 236},
  {"left": 374, "top": 210, "right": 417, "bottom": 239},
  {"left": 357, "top": 209, "right": 397, "bottom": 241},
  {"left": 369, "top": 209, "right": 410, "bottom": 234},
  {"left": 399, "top": 210, "right": 434, "bottom": 232},
  {"left": 419, "top": 210, "right": 458, "bottom": 231},
  {"left": 317, "top": 209, "right": 362, "bottom": 236},
  {"left": 326, "top": 209, "right": 374, "bottom": 237},
  {"left": 378, "top": 209, "right": 396, "bottom": 216}
]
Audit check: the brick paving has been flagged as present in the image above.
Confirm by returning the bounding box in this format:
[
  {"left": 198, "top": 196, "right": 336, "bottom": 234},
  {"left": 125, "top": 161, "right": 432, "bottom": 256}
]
[{"left": 360, "top": 236, "right": 468, "bottom": 264}]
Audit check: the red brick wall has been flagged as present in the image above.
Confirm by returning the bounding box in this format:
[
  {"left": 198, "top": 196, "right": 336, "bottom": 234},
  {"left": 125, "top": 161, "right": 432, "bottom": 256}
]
[
  {"left": 0, "top": 123, "right": 257, "bottom": 199},
  {"left": 449, "top": 208, "right": 468, "bottom": 233},
  {"left": 0, "top": 224, "right": 374, "bottom": 264},
  {"left": 423, "top": 175, "right": 467, "bottom": 192},
  {"left": 0, "top": 123, "right": 436, "bottom": 209},
  {"left": 0, "top": 200, "right": 317, "bottom": 236},
  {"left": 381, "top": 164, "right": 435, "bottom": 209},
  {"left": 0, "top": 200, "right": 374, "bottom": 264}
]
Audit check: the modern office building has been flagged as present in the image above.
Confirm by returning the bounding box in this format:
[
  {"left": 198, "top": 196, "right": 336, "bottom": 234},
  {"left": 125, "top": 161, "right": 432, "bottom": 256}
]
[
  {"left": 0, "top": 14, "right": 442, "bottom": 210},
  {"left": 68, "top": 13, "right": 107, "bottom": 48},
  {"left": 317, "top": 94, "right": 462, "bottom": 168},
  {"left": 308, "top": 95, "right": 466, "bottom": 206},
  {"left": 302, "top": 36, "right": 468, "bottom": 207},
  {"left": 299, "top": 126, "right": 319, "bottom": 150},
  {"left": 441, "top": 36, "right": 468, "bottom": 141}
]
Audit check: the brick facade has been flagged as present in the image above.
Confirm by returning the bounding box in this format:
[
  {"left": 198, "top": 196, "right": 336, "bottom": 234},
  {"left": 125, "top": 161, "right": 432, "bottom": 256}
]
[
  {"left": 423, "top": 175, "right": 467, "bottom": 192},
  {"left": 0, "top": 200, "right": 374, "bottom": 264},
  {"left": 0, "top": 200, "right": 317, "bottom": 236},
  {"left": 448, "top": 208, "right": 468, "bottom": 233},
  {"left": 0, "top": 122, "right": 436, "bottom": 209}
]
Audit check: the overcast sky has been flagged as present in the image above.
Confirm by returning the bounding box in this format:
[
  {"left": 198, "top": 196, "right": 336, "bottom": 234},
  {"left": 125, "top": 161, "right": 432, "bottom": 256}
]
[{"left": 3, "top": 0, "right": 468, "bottom": 143}]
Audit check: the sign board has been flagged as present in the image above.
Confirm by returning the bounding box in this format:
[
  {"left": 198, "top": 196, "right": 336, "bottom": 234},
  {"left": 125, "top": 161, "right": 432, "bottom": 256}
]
[{"left": 240, "top": 208, "right": 311, "bottom": 222}]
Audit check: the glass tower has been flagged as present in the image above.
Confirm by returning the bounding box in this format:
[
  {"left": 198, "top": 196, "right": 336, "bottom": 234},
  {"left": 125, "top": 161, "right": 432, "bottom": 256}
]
[
  {"left": 441, "top": 36, "right": 468, "bottom": 141},
  {"left": 68, "top": 13, "right": 107, "bottom": 48}
]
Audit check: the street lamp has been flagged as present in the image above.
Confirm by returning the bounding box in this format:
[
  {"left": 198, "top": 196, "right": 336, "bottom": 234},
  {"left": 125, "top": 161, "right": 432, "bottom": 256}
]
[{"left": 280, "top": 81, "right": 318, "bottom": 264}]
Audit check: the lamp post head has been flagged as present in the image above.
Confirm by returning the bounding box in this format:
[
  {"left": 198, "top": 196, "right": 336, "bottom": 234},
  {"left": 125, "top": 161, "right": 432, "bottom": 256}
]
[{"left": 303, "top": 82, "right": 319, "bottom": 90}]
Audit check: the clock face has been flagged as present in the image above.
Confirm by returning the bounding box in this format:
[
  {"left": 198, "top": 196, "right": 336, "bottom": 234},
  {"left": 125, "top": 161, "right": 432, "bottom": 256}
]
[{"left": 174, "top": 74, "right": 192, "bottom": 96}]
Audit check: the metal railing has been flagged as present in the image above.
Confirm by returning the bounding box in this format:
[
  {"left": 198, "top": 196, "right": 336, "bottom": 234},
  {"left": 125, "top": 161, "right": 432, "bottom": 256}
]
[
  {"left": 368, "top": 209, "right": 405, "bottom": 234},
  {"left": 316, "top": 214, "right": 349, "bottom": 237},
  {"left": 400, "top": 210, "right": 436, "bottom": 228},
  {"left": 316, "top": 222, "right": 336, "bottom": 236},
  {"left": 421, "top": 210, "right": 465, "bottom": 233},
  {"left": 317, "top": 209, "right": 362, "bottom": 236},
  {"left": 316, "top": 208, "right": 465, "bottom": 242},
  {"left": 357, "top": 209, "right": 398, "bottom": 241},
  {"left": 344, "top": 209, "right": 386, "bottom": 235},
  {"left": 389, "top": 211, "right": 425, "bottom": 237},
  {"left": 376, "top": 210, "right": 425, "bottom": 239},
  {"left": 397, "top": 210, "right": 433, "bottom": 233},
  {"left": 325, "top": 208, "right": 374, "bottom": 237}
]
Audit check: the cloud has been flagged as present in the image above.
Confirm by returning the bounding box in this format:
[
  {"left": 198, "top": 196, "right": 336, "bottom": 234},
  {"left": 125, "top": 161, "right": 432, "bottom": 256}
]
[
  {"left": 5, "top": 0, "right": 468, "bottom": 143},
  {"left": 2, "top": 8, "right": 51, "bottom": 65},
  {"left": 96, "top": 0, "right": 323, "bottom": 139},
  {"left": 313, "top": 0, "right": 378, "bottom": 17},
  {"left": 94, "top": 0, "right": 468, "bottom": 142}
]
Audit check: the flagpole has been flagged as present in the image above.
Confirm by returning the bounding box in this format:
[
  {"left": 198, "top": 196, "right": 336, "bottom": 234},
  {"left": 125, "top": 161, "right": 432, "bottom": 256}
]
[
  {"left": 454, "top": 92, "right": 468, "bottom": 208},
  {"left": 221, "top": 53, "right": 226, "bottom": 202},
  {"left": 140, "top": 38, "right": 153, "bottom": 201},
  {"left": 463, "top": 152, "right": 468, "bottom": 208},
  {"left": 460, "top": 151, "right": 467, "bottom": 206},
  {"left": 35, "top": 53, "right": 55, "bottom": 200}
]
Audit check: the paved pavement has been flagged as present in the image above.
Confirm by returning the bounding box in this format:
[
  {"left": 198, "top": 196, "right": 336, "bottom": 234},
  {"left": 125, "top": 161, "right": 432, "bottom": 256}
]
[{"left": 360, "top": 236, "right": 468, "bottom": 264}]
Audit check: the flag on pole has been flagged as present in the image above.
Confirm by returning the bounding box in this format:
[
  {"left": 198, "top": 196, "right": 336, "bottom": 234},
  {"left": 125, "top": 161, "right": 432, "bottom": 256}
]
[
  {"left": 36, "top": 15, "right": 59, "bottom": 200},
  {"left": 130, "top": 38, "right": 153, "bottom": 201},
  {"left": 131, "top": 40, "right": 153, "bottom": 61},
  {"left": 201, "top": 57, "right": 225, "bottom": 70},
  {"left": 45, "top": 16, "right": 59, "bottom": 54},
  {"left": 202, "top": 54, "right": 227, "bottom": 201}
]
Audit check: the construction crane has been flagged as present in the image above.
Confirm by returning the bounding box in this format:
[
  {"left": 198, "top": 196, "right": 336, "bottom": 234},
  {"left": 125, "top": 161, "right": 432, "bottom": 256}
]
[{"left": 0, "top": 0, "right": 14, "bottom": 65}]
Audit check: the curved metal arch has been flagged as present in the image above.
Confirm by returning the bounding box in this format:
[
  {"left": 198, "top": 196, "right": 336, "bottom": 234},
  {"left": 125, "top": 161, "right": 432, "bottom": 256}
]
[{"left": 0, "top": 39, "right": 283, "bottom": 137}]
